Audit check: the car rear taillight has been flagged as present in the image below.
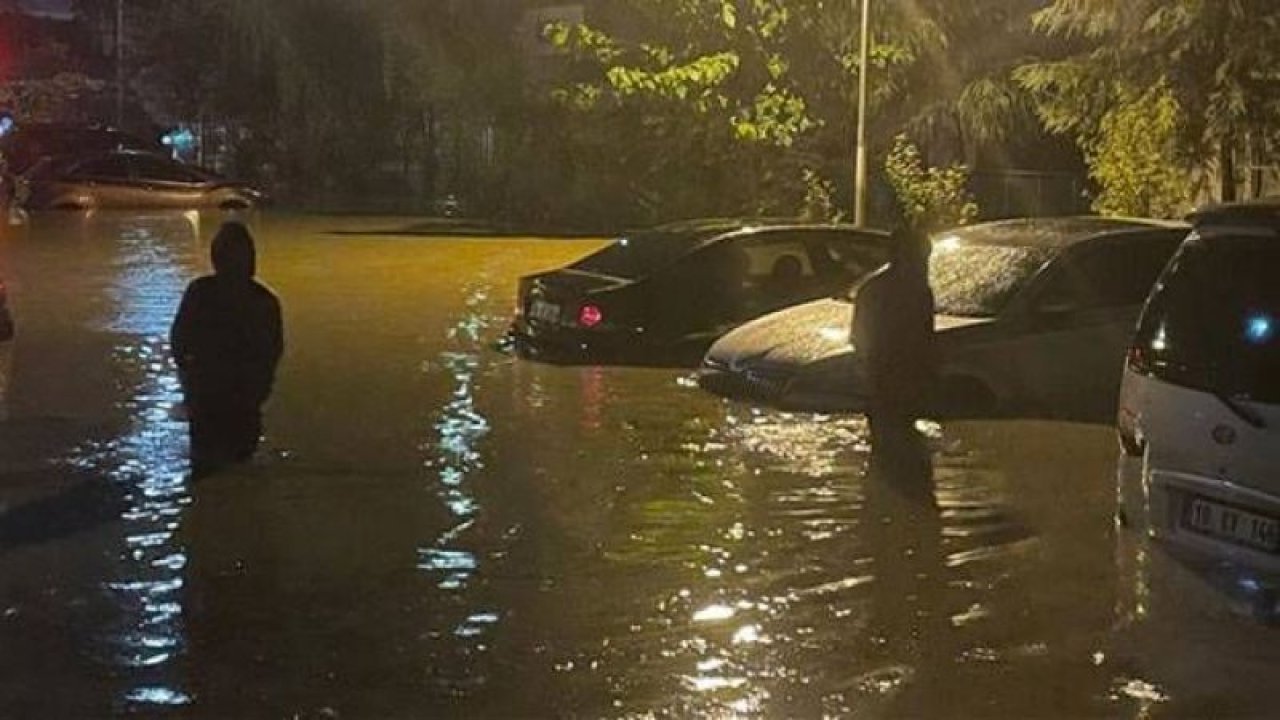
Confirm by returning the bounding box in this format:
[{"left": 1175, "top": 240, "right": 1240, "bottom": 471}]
[
  {"left": 1126, "top": 345, "right": 1151, "bottom": 375},
  {"left": 578, "top": 304, "right": 603, "bottom": 328}
]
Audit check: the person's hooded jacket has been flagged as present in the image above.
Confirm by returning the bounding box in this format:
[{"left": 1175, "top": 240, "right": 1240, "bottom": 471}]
[
  {"left": 851, "top": 228, "right": 936, "bottom": 413},
  {"left": 171, "top": 222, "right": 283, "bottom": 413}
]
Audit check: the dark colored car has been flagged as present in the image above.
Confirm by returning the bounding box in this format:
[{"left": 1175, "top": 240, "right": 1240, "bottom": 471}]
[
  {"left": 699, "top": 217, "right": 1189, "bottom": 419},
  {"left": 22, "top": 150, "right": 262, "bottom": 211},
  {"left": 0, "top": 122, "right": 162, "bottom": 175},
  {"left": 510, "top": 219, "right": 889, "bottom": 365}
]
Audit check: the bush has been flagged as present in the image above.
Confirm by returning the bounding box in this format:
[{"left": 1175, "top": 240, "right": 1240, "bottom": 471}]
[
  {"left": 1086, "top": 84, "right": 1192, "bottom": 219},
  {"left": 883, "top": 134, "right": 978, "bottom": 230}
]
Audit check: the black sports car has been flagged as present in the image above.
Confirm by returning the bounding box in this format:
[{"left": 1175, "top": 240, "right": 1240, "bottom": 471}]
[{"left": 510, "top": 219, "right": 889, "bottom": 365}]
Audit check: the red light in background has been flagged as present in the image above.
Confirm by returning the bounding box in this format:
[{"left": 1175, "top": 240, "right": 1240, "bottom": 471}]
[{"left": 578, "top": 304, "right": 603, "bottom": 328}]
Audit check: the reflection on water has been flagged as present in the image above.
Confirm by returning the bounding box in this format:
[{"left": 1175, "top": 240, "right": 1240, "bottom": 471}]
[
  {"left": 10, "top": 214, "right": 1280, "bottom": 716},
  {"left": 418, "top": 276, "right": 501, "bottom": 686},
  {"left": 102, "top": 337, "right": 191, "bottom": 709},
  {"left": 48, "top": 214, "right": 203, "bottom": 709},
  {"left": 615, "top": 412, "right": 1037, "bottom": 716}
]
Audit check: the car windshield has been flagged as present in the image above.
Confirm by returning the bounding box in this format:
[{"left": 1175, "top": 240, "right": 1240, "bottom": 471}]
[
  {"left": 928, "top": 241, "right": 1057, "bottom": 317},
  {"left": 570, "top": 228, "right": 716, "bottom": 279},
  {"left": 1134, "top": 232, "right": 1280, "bottom": 402}
]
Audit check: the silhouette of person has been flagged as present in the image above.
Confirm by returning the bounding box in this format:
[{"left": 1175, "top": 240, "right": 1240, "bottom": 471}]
[
  {"left": 852, "top": 226, "right": 936, "bottom": 446},
  {"left": 171, "top": 222, "right": 283, "bottom": 477}
]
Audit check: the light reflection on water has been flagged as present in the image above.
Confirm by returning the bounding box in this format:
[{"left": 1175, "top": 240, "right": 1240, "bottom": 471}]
[
  {"left": 69, "top": 215, "right": 199, "bottom": 708},
  {"left": 512, "top": 390, "right": 1045, "bottom": 717},
  {"left": 8, "top": 216, "right": 1252, "bottom": 716},
  {"left": 419, "top": 277, "right": 499, "bottom": 654}
]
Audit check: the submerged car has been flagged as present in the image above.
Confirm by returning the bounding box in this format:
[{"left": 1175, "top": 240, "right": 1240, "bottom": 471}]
[
  {"left": 0, "top": 122, "right": 162, "bottom": 175},
  {"left": 22, "top": 150, "right": 262, "bottom": 211},
  {"left": 1117, "top": 200, "right": 1280, "bottom": 586},
  {"left": 699, "top": 217, "right": 1189, "bottom": 419},
  {"left": 510, "top": 220, "right": 889, "bottom": 365}
]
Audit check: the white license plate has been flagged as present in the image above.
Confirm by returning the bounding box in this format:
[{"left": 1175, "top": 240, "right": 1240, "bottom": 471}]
[
  {"left": 1183, "top": 496, "right": 1280, "bottom": 552},
  {"left": 529, "top": 299, "right": 561, "bottom": 324}
]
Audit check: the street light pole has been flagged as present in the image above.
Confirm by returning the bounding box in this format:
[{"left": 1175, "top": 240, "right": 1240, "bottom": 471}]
[
  {"left": 115, "top": 0, "right": 124, "bottom": 127},
  {"left": 853, "top": 0, "right": 870, "bottom": 227}
]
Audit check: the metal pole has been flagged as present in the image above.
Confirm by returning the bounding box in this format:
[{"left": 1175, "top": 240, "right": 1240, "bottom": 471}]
[
  {"left": 853, "top": 0, "right": 870, "bottom": 227},
  {"left": 115, "top": 0, "right": 124, "bottom": 127}
]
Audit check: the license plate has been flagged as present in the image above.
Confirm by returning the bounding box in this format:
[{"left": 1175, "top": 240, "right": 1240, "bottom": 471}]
[
  {"left": 529, "top": 299, "right": 561, "bottom": 324},
  {"left": 1183, "top": 496, "right": 1280, "bottom": 553}
]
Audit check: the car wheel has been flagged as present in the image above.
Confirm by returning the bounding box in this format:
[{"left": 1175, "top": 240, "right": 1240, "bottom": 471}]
[{"left": 937, "top": 376, "right": 998, "bottom": 418}]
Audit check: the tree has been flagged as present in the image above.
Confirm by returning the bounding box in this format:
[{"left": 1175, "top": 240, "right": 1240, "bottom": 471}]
[
  {"left": 1018, "top": 0, "right": 1280, "bottom": 204},
  {"left": 543, "top": 0, "right": 824, "bottom": 225},
  {"left": 116, "top": 0, "right": 530, "bottom": 208},
  {"left": 883, "top": 134, "right": 977, "bottom": 228},
  {"left": 1086, "top": 83, "right": 1191, "bottom": 218},
  {"left": 542, "top": 0, "right": 1050, "bottom": 225},
  {"left": 0, "top": 8, "right": 102, "bottom": 124}
]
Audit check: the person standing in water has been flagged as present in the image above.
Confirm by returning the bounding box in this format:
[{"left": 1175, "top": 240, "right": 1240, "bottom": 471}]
[
  {"left": 852, "top": 225, "right": 936, "bottom": 446},
  {"left": 171, "top": 221, "right": 283, "bottom": 477}
]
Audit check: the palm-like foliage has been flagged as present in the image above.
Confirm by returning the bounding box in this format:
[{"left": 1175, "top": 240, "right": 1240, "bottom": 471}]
[
  {"left": 1018, "top": 0, "right": 1280, "bottom": 202},
  {"left": 871, "top": 0, "right": 1044, "bottom": 159}
]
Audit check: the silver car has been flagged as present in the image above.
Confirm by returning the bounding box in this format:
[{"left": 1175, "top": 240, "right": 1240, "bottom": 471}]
[
  {"left": 698, "top": 217, "right": 1189, "bottom": 420},
  {"left": 22, "top": 150, "right": 262, "bottom": 211}
]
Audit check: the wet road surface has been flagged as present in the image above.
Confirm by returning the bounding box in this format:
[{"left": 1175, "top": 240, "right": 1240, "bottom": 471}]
[{"left": 0, "top": 211, "right": 1277, "bottom": 718}]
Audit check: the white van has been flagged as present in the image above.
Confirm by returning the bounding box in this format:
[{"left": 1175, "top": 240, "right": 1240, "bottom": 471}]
[{"left": 1117, "top": 201, "right": 1280, "bottom": 581}]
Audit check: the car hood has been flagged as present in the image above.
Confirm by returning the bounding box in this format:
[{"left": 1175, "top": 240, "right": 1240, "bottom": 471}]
[{"left": 705, "top": 298, "right": 993, "bottom": 370}]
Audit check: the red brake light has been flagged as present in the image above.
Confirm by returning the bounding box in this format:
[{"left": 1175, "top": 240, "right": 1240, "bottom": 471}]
[
  {"left": 578, "top": 304, "right": 603, "bottom": 328},
  {"left": 1126, "top": 345, "right": 1151, "bottom": 374}
]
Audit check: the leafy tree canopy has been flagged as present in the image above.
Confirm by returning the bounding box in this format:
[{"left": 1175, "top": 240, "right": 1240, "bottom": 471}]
[
  {"left": 1018, "top": 0, "right": 1280, "bottom": 203},
  {"left": 544, "top": 0, "right": 1047, "bottom": 225}
]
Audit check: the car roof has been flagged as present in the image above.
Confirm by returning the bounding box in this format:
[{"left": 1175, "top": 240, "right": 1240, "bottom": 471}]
[
  {"left": 620, "top": 218, "right": 889, "bottom": 257},
  {"left": 37, "top": 149, "right": 222, "bottom": 182},
  {"left": 646, "top": 217, "right": 888, "bottom": 237},
  {"left": 46, "top": 148, "right": 161, "bottom": 168},
  {"left": 935, "top": 216, "right": 1188, "bottom": 249},
  {"left": 1189, "top": 198, "right": 1280, "bottom": 229}
]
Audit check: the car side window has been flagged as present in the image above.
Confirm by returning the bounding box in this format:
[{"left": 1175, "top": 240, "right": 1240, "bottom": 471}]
[
  {"left": 735, "top": 231, "right": 815, "bottom": 285},
  {"left": 1035, "top": 234, "right": 1182, "bottom": 312},
  {"left": 815, "top": 230, "right": 888, "bottom": 278},
  {"left": 129, "top": 154, "right": 203, "bottom": 183},
  {"left": 71, "top": 155, "right": 131, "bottom": 179},
  {"left": 674, "top": 231, "right": 816, "bottom": 322}
]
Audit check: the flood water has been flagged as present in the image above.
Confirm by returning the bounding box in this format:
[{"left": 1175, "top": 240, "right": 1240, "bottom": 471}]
[{"left": 0, "top": 211, "right": 1277, "bottom": 718}]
